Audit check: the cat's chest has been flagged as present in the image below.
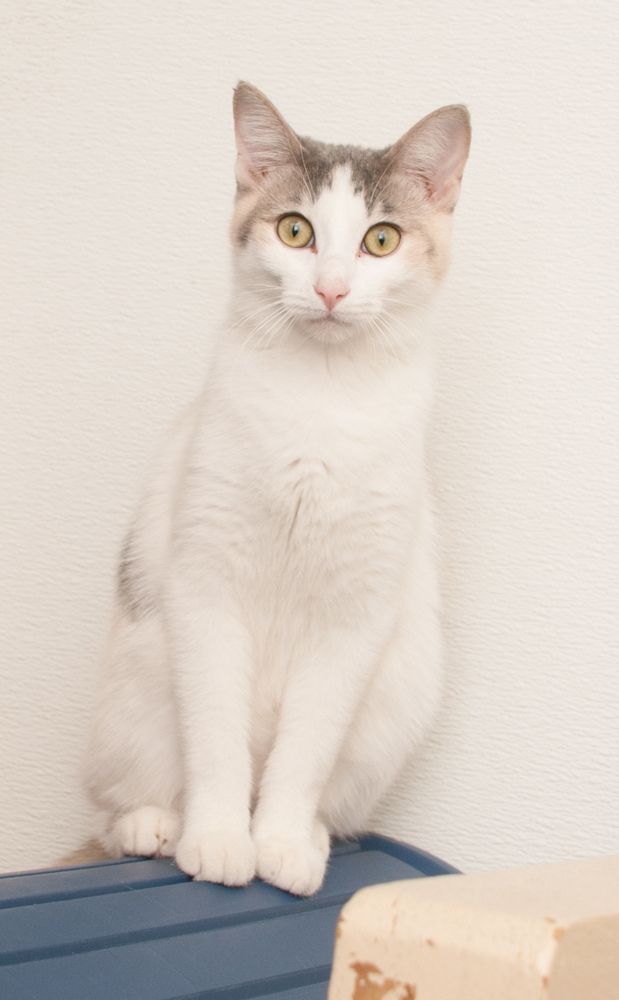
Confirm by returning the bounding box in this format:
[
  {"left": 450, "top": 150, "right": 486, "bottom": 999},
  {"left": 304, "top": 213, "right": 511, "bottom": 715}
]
[
  {"left": 190, "top": 356, "right": 427, "bottom": 543},
  {"left": 200, "top": 411, "right": 416, "bottom": 554},
  {"left": 267, "top": 452, "right": 345, "bottom": 534},
  {"left": 249, "top": 369, "right": 421, "bottom": 482},
  {"left": 245, "top": 389, "right": 415, "bottom": 501}
]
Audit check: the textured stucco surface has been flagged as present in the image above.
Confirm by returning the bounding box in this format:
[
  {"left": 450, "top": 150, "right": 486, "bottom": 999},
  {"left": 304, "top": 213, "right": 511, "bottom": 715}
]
[{"left": 1, "top": 0, "right": 618, "bottom": 873}]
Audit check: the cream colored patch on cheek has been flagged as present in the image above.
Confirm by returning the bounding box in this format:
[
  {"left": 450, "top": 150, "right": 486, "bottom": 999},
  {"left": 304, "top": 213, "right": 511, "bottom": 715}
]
[
  {"left": 400, "top": 230, "right": 435, "bottom": 278},
  {"left": 424, "top": 212, "right": 454, "bottom": 280},
  {"left": 230, "top": 190, "right": 261, "bottom": 245},
  {"left": 398, "top": 214, "right": 452, "bottom": 283},
  {"left": 255, "top": 217, "right": 282, "bottom": 249}
]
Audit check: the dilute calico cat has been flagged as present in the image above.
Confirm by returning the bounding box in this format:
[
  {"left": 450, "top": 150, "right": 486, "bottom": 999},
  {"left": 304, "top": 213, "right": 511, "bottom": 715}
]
[{"left": 84, "top": 82, "right": 470, "bottom": 896}]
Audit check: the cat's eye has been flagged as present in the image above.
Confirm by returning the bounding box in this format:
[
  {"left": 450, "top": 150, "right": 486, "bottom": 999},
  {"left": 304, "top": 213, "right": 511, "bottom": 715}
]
[
  {"left": 363, "top": 223, "right": 401, "bottom": 257},
  {"left": 277, "top": 214, "right": 314, "bottom": 248}
]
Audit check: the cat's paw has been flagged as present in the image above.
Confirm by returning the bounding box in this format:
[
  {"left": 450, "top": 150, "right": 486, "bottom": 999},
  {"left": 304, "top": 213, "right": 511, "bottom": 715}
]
[
  {"left": 254, "top": 823, "right": 330, "bottom": 896},
  {"left": 112, "top": 806, "right": 180, "bottom": 858},
  {"left": 175, "top": 829, "right": 256, "bottom": 886}
]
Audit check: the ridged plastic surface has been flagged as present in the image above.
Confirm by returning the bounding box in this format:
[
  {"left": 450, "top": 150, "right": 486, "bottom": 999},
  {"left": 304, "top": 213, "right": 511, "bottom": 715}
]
[{"left": 0, "top": 835, "right": 458, "bottom": 1000}]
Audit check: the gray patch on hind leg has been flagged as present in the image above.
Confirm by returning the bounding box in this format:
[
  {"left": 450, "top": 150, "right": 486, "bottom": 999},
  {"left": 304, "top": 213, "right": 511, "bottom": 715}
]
[{"left": 117, "top": 532, "right": 157, "bottom": 620}]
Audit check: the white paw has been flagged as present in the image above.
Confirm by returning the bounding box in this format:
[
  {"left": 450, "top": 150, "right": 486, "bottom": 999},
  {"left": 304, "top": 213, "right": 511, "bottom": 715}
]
[
  {"left": 175, "top": 828, "right": 256, "bottom": 886},
  {"left": 254, "top": 823, "right": 330, "bottom": 896},
  {"left": 112, "top": 806, "right": 180, "bottom": 858}
]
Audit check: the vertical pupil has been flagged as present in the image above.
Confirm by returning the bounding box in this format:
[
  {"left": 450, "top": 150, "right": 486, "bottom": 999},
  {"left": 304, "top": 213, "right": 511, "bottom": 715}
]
[
  {"left": 378, "top": 229, "right": 386, "bottom": 246},
  {"left": 292, "top": 222, "right": 300, "bottom": 238}
]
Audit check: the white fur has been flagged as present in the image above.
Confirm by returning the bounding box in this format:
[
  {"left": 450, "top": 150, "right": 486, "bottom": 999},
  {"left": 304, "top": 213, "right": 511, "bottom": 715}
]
[{"left": 86, "top": 115, "right": 465, "bottom": 894}]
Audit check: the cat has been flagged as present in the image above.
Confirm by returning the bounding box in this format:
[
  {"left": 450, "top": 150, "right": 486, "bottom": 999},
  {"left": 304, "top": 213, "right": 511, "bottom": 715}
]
[{"left": 83, "top": 82, "right": 470, "bottom": 896}]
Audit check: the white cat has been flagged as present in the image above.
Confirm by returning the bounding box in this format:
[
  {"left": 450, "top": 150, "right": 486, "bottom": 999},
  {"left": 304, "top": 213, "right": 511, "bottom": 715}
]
[{"left": 84, "top": 83, "right": 470, "bottom": 896}]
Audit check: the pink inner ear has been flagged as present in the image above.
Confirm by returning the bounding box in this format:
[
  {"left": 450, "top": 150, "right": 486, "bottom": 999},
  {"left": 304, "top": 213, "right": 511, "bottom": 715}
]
[
  {"left": 233, "top": 83, "right": 300, "bottom": 190},
  {"left": 234, "top": 118, "right": 282, "bottom": 188},
  {"left": 393, "top": 107, "right": 470, "bottom": 211},
  {"left": 427, "top": 135, "right": 469, "bottom": 205},
  {"left": 235, "top": 152, "right": 254, "bottom": 190}
]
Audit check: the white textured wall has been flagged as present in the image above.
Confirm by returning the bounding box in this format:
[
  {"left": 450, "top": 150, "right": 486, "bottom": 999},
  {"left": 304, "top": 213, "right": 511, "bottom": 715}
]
[{"left": 1, "top": 0, "right": 618, "bottom": 874}]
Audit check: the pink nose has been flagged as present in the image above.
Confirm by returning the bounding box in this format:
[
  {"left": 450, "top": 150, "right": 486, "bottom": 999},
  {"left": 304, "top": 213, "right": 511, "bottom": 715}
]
[{"left": 314, "top": 278, "right": 349, "bottom": 312}]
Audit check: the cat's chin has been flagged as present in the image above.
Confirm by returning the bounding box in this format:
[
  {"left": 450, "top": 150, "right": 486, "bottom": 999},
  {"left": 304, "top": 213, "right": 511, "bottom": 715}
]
[{"left": 303, "top": 313, "right": 361, "bottom": 345}]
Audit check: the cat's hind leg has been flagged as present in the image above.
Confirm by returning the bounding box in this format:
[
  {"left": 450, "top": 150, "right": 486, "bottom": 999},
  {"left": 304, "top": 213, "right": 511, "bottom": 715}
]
[
  {"left": 108, "top": 806, "right": 181, "bottom": 858},
  {"left": 86, "top": 609, "right": 184, "bottom": 858},
  {"left": 86, "top": 404, "right": 198, "bottom": 860}
]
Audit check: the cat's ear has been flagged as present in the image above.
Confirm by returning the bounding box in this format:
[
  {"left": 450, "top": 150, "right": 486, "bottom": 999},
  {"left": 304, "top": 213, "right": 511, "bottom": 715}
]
[
  {"left": 389, "top": 106, "right": 471, "bottom": 211},
  {"left": 233, "top": 82, "right": 302, "bottom": 190}
]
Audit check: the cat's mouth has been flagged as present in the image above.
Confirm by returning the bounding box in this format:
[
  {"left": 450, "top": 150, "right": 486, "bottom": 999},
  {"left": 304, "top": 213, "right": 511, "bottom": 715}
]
[
  {"left": 288, "top": 303, "right": 362, "bottom": 337},
  {"left": 309, "top": 310, "right": 354, "bottom": 327}
]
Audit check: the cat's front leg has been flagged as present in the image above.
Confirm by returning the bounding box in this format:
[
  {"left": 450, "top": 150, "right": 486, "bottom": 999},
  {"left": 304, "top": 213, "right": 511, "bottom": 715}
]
[
  {"left": 251, "top": 623, "right": 391, "bottom": 895},
  {"left": 168, "top": 588, "right": 256, "bottom": 886}
]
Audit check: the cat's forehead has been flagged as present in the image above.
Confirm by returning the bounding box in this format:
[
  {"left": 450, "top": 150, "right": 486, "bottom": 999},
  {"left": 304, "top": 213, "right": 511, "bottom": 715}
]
[
  {"left": 300, "top": 165, "right": 373, "bottom": 238},
  {"left": 297, "top": 137, "right": 390, "bottom": 211}
]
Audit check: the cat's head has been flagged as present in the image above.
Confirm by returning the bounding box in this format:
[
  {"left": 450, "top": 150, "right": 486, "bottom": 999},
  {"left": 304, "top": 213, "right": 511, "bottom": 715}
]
[{"left": 231, "top": 83, "right": 470, "bottom": 347}]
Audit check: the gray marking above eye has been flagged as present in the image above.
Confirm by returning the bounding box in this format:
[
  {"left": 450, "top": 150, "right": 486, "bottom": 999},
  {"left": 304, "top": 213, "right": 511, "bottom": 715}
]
[{"left": 294, "top": 136, "right": 391, "bottom": 210}]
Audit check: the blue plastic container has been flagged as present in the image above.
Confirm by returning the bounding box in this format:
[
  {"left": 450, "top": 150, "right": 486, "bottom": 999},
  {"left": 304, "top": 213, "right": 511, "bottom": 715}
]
[{"left": 0, "top": 835, "right": 458, "bottom": 1000}]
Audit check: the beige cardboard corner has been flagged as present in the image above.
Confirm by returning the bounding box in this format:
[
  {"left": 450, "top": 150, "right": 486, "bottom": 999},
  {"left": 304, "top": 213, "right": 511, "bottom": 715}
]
[{"left": 328, "top": 855, "right": 619, "bottom": 1000}]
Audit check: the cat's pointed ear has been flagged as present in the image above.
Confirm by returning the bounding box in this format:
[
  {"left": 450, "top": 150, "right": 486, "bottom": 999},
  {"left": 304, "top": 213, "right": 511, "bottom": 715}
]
[
  {"left": 233, "top": 82, "right": 302, "bottom": 190},
  {"left": 389, "top": 106, "right": 471, "bottom": 211}
]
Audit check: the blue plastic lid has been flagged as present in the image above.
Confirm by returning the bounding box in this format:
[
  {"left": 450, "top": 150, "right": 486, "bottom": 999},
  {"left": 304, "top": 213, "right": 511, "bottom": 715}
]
[{"left": 0, "top": 834, "right": 458, "bottom": 1000}]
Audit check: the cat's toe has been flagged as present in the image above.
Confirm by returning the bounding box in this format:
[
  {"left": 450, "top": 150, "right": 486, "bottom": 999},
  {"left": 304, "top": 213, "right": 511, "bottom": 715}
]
[
  {"left": 175, "top": 829, "right": 256, "bottom": 886},
  {"left": 254, "top": 830, "right": 328, "bottom": 896},
  {"left": 112, "top": 806, "right": 180, "bottom": 858}
]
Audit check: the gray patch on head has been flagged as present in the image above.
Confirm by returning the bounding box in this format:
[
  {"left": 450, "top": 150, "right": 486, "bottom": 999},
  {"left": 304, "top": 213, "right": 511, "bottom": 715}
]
[
  {"left": 297, "top": 136, "right": 392, "bottom": 211},
  {"left": 117, "top": 533, "right": 157, "bottom": 620},
  {"left": 232, "top": 134, "right": 410, "bottom": 248}
]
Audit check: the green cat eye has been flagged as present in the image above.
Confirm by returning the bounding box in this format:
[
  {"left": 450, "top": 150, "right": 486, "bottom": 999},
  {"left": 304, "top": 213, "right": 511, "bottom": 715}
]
[
  {"left": 363, "top": 223, "right": 401, "bottom": 257},
  {"left": 277, "top": 214, "right": 314, "bottom": 248}
]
